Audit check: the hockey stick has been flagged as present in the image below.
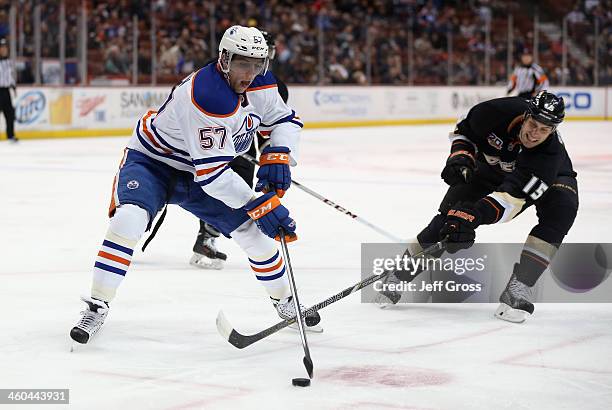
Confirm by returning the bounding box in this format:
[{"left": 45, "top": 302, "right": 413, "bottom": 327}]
[
  {"left": 241, "top": 153, "right": 402, "bottom": 242},
  {"left": 279, "top": 228, "right": 314, "bottom": 378},
  {"left": 216, "top": 240, "right": 446, "bottom": 349}
]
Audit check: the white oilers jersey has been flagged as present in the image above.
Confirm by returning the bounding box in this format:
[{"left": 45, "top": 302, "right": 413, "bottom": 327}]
[{"left": 127, "top": 63, "right": 303, "bottom": 209}]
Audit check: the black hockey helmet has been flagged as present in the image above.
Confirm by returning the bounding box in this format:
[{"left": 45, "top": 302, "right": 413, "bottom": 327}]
[{"left": 527, "top": 91, "right": 565, "bottom": 126}]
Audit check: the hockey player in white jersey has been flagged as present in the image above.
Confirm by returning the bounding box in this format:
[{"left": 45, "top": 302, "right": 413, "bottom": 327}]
[
  {"left": 70, "top": 25, "right": 320, "bottom": 344},
  {"left": 190, "top": 30, "right": 290, "bottom": 270}
]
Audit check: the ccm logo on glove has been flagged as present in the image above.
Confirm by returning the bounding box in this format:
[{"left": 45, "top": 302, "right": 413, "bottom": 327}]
[
  {"left": 256, "top": 146, "right": 292, "bottom": 198},
  {"left": 245, "top": 192, "right": 297, "bottom": 242},
  {"left": 246, "top": 195, "right": 280, "bottom": 219},
  {"left": 260, "top": 152, "right": 290, "bottom": 164}
]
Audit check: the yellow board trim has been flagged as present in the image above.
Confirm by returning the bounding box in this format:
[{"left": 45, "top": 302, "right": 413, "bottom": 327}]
[
  {"left": 1, "top": 116, "right": 608, "bottom": 140},
  {"left": 2, "top": 128, "right": 133, "bottom": 140}
]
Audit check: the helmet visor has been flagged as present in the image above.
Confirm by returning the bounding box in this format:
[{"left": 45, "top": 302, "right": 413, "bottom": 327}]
[{"left": 230, "top": 56, "right": 268, "bottom": 76}]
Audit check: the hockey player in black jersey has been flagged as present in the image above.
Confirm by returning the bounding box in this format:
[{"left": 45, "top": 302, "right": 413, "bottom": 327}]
[{"left": 379, "top": 91, "right": 578, "bottom": 323}]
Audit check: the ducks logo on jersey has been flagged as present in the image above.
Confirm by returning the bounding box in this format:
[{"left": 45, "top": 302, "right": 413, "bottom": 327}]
[{"left": 487, "top": 133, "right": 503, "bottom": 150}]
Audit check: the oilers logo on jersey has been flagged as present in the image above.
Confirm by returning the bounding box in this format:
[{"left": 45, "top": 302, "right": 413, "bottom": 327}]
[{"left": 233, "top": 113, "right": 261, "bottom": 153}]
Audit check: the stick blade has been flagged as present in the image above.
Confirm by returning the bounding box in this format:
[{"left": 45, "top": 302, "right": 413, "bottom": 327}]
[
  {"left": 216, "top": 310, "right": 234, "bottom": 341},
  {"left": 303, "top": 356, "right": 314, "bottom": 379},
  {"left": 215, "top": 310, "right": 255, "bottom": 349}
]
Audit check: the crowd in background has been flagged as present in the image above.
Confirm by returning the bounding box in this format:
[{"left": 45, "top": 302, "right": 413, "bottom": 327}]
[
  {"left": 3, "top": 0, "right": 611, "bottom": 86},
  {"left": 554, "top": 0, "right": 612, "bottom": 84}
]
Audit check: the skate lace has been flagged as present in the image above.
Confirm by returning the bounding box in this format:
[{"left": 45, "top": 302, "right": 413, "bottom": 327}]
[
  {"left": 382, "top": 271, "right": 402, "bottom": 285},
  {"left": 508, "top": 277, "right": 532, "bottom": 301},
  {"left": 77, "top": 309, "right": 106, "bottom": 331},
  {"left": 276, "top": 299, "right": 307, "bottom": 319},
  {"left": 204, "top": 238, "right": 218, "bottom": 252}
]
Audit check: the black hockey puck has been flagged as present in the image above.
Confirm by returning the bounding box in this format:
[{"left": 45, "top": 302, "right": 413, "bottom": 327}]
[{"left": 292, "top": 377, "right": 311, "bottom": 387}]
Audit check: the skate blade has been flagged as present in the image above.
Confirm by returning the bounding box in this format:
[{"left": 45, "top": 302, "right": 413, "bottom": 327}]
[
  {"left": 374, "top": 292, "right": 401, "bottom": 308},
  {"left": 289, "top": 323, "right": 324, "bottom": 333},
  {"left": 378, "top": 303, "right": 398, "bottom": 310},
  {"left": 69, "top": 340, "right": 82, "bottom": 352},
  {"left": 494, "top": 303, "right": 530, "bottom": 323},
  {"left": 189, "top": 253, "right": 224, "bottom": 270}
]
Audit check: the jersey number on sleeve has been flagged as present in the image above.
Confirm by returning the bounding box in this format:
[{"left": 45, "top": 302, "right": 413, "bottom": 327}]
[
  {"left": 522, "top": 175, "right": 549, "bottom": 200},
  {"left": 199, "top": 127, "right": 227, "bottom": 150}
]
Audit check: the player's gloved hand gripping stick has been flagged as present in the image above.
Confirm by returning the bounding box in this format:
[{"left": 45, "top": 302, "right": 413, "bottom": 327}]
[
  {"left": 441, "top": 150, "right": 475, "bottom": 185},
  {"left": 440, "top": 202, "right": 480, "bottom": 254},
  {"left": 245, "top": 192, "right": 297, "bottom": 242},
  {"left": 255, "top": 146, "right": 292, "bottom": 198}
]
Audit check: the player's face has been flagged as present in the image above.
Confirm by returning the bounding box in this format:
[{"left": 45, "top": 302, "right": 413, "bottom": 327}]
[
  {"left": 228, "top": 56, "right": 265, "bottom": 93},
  {"left": 519, "top": 116, "right": 555, "bottom": 148}
]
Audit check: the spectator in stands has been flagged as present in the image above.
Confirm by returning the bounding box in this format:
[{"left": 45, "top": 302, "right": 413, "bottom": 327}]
[
  {"left": 159, "top": 37, "right": 181, "bottom": 75},
  {"left": 381, "top": 54, "right": 407, "bottom": 84},
  {"left": 329, "top": 55, "right": 349, "bottom": 83},
  {"left": 104, "top": 42, "right": 129, "bottom": 75},
  {"left": 567, "top": 4, "right": 587, "bottom": 26},
  {"left": 0, "top": 9, "right": 9, "bottom": 38},
  {"left": 15, "top": 0, "right": 610, "bottom": 86},
  {"left": 17, "top": 59, "right": 35, "bottom": 84}
]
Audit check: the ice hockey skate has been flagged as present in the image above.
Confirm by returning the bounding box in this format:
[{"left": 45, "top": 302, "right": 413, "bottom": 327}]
[
  {"left": 374, "top": 245, "right": 425, "bottom": 308},
  {"left": 190, "top": 224, "right": 227, "bottom": 270},
  {"left": 495, "top": 265, "right": 535, "bottom": 323},
  {"left": 374, "top": 271, "right": 404, "bottom": 307},
  {"left": 70, "top": 296, "right": 109, "bottom": 345},
  {"left": 272, "top": 296, "right": 323, "bottom": 333}
]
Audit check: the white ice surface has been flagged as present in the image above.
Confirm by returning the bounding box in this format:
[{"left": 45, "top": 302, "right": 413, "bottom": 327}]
[{"left": 1, "top": 122, "right": 611, "bottom": 410}]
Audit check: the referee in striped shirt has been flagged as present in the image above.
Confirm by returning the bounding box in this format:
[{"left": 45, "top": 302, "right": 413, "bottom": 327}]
[
  {"left": 0, "top": 37, "right": 17, "bottom": 142},
  {"left": 507, "top": 50, "right": 549, "bottom": 99}
]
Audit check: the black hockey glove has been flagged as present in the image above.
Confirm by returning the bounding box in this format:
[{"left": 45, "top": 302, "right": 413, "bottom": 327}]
[
  {"left": 440, "top": 203, "right": 481, "bottom": 254},
  {"left": 441, "top": 151, "right": 475, "bottom": 186}
]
